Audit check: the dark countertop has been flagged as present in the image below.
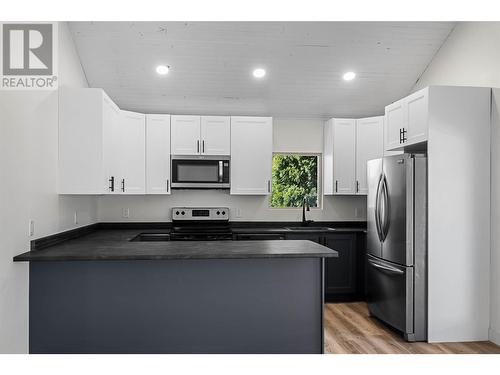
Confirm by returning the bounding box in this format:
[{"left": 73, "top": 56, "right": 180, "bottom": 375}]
[
  {"left": 13, "top": 229, "right": 338, "bottom": 262},
  {"left": 231, "top": 227, "right": 366, "bottom": 234}
]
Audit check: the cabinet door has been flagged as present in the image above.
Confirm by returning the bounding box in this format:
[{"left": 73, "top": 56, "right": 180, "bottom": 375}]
[
  {"left": 201, "top": 116, "right": 230, "bottom": 155},
  {"left": 324, "top": 234, "right": 357, "bottom": 296},
  {"left": 333, "top": 119, "right": 356, "bottom": 195},
  {"left": 102, "top": 94, "right": 122, "bottom": 194},
  {"left": 120, "top": 111, "right": 146, "bottom": 194},
  {"left": 385, "top": 100, "right": 405, "bottom": 151},
  {"left": 146, "top": 114, "right": 171, "bottom": 194},
  {"left": 323, "top": 119, "right": 334, "bottom": 195},
  {"left": 356, "top": 116, "right": 383, "bottom": 195},
  {"left": 406, "top": 87, "right": 429, "bottom": 145},
  {"left": 171, "top": 115, "right": 201, "bottom": 155},
  {"left": 230, "top": 116, "right": 272, "bottom": 195}
]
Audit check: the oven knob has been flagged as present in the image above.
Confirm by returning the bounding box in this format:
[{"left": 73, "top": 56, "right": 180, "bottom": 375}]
[
  {"left": 181, "top": 211, "right": 185, "bottom": 215},
  {"left": 222, "top": 211, "right": 226, "bottom": 215},
  {"left": 175, "top": 211, "right": 180, "bottom": 216},
  {"left": 217, "top": 211, "right": 220, "bottom": 215}
]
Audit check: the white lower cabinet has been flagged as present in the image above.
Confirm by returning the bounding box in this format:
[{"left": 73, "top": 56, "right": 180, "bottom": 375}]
[
  {"left": 324, "top": 116, "right": 384, "bottom": 196},
  {"left": 146, "top": 114, "right": 171, "bottom": 194},
  {"left": 230, "top": 116, "right": 273, "bottom": 195}
]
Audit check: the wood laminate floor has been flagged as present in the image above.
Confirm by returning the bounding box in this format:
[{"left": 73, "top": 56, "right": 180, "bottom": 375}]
[{"left": 324, "top": 302, "right": 500, "bottom": 354}]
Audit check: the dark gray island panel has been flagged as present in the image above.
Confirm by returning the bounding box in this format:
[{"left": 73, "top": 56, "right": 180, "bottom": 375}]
[{"left": 29, "top": 257, "right": 325, "bottom": 354}]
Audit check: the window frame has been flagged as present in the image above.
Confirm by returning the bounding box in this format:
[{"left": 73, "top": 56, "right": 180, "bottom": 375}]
[{"left": 268, "top": 152, "right": 323, "bottom": 210}]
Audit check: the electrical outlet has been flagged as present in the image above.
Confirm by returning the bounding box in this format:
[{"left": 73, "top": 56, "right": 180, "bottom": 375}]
[
  {"left": 235, "top": 208, "right": 242, "bottom": 218},
  {"left": 28, "top": 220, "right": 34, "bottom": 236},
  {"left": 122, "top": 208, "right": 130, "bottom": 218},
  {"left": 74, "top": 211, "right": 78, "bottom": 225}
]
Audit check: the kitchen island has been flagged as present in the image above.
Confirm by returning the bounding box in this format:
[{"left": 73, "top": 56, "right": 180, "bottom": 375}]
[{"left": 14, "top": 229, "right": 337, "bottom": 354}]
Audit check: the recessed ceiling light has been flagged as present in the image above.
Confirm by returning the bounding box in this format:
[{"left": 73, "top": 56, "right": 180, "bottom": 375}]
[
  {"left": 156, "top": 65, "right": 170, "bottom": 75},
  {"left": 253, "top": 68, "right": 266, "bottom": 78},
  {"left": 343, "top": 71, "right": 356, "bottom": 81}
]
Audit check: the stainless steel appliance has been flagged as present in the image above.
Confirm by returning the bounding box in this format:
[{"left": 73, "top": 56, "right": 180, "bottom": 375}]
[
  {"left": 366, "top": 153, "right": 427, "bottom": 342},
  {"left": 171, "top": 155, "right": 230, "bottom": 189},
  {"left": 170, "top": 207, "right": 233, "bottom": 241}
]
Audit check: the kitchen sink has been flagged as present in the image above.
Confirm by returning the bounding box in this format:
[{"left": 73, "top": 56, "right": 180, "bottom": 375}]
[
  {"left": 130, "top": 233, "right": 170, "bottom": 241},
  {"left": 284, "top": 227, "right": 335, "bottom": 232}
]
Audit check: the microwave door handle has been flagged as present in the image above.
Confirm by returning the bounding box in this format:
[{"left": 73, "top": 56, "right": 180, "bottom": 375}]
[{"left": 218, "top": 161, "right": 223, "bottom": 182}]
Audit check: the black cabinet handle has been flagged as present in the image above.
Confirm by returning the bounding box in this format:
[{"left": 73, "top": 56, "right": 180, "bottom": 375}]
[
  {"left": 267, "top": 180, "right": 271, "bottom": 193},
  {"left": 335, "top": 180, "right": 338, "bottom": 193},
  {"left": 202, "top": 140, "right": 205, "bottom": 153},
  {"left": 166, "top": 179, "right": 169, "bottom": 192},
  {"left": 121, "top": 179, "right": 125, "bottom": 192},
  {"left": 356, "top": 180, "right": 359, "bottom": 193},
  {"left": 108, "top": 176, "right": 115, "bottom": 192},
  {"left": 197, "top": 140, "right": 200, "bottom": 153}
]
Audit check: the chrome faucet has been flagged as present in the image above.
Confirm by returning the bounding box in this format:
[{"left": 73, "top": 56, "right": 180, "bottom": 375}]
[{"left": 302, "top": 197, "right": 314, "bottom": 226}]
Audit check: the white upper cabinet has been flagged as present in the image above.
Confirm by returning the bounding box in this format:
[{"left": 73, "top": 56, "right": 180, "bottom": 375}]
[
  {"left": 324, "top": 116, "right": 384, "bottom": 196},
  {"left": 385, "top": 87, "right": 429, "bottom": 151},
  {"left": 385, "top": 101, "right": 405, "bottom": 151},
  {"left": 119, "top": 111, "right": 146, "bottom": 194},
  {"left": 102, "top": 93, "right": 122, "bottom": 194},
  {"left": 59, "top": 88, "right": 119, "bottom": 194},
  {"left": 406, "top": 88, "right": 429, "bottom": 144},
  {"left": 201, "top": 116, "right": 230, "bottom": 155},
  {"left": 230, "top": 116, "right": 273, "bottom": 195},
  {"left": 171, "top": 115, "right": 230, "bottom": 155},
  {"left": 146, "top": 114, "right": 171, "bottom": 194},
  {"left": 356, "top": 116, "right": 384, "bottom": 194},
  {"left": 332, "top": 119, "right": 356, "bottom": 195},
  {"left": 171, "top": 115, "right": 201, "bottom": 155}
]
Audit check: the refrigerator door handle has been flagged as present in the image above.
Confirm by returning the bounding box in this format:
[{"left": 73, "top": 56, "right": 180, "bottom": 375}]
[
  {"left": 381, "top": 175, "right": 390, "bottom": 241},
  {"left": 375, "top": 174, "right": 384, "bottom": 242},
  {"left": 368, "top": 258, "right": 404, "bottom": 275}
]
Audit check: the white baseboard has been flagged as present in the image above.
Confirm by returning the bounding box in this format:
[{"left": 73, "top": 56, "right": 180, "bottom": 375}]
[{"left": 489, "top": 327, "right": 500, "bottom": 345}]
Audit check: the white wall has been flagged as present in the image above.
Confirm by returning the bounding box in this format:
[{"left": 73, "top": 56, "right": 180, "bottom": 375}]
[
  {"left": 98, "top": 117, "right": 367, "bottom": 222},
  {"left": 0, "top": 22, "right": 97, "bottom": 353},
  {"left": 410, "top": 22, "right": 500, "bottom": 344}
]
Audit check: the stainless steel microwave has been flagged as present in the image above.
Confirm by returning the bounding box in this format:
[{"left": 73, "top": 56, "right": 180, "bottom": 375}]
[{"left": 171, "top": 155, "right": 230, "bottom": 189}]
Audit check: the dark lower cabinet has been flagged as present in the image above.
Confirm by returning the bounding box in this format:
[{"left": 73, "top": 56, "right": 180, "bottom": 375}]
[
  {"left": 285, "top": 232, "right": 365, "bottom": 302},
  {"left": 323, "top": 234, "right": 357, "bottom": 302}
]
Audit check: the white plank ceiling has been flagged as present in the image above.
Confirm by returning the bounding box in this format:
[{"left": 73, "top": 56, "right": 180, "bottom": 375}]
[{"left": 69, "top": 22, "right": 454, "bottom": 118}]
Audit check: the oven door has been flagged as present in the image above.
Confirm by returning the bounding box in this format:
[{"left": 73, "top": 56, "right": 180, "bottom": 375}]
[{"left": 171, "top": 156, "right": 230, "bottom": 189}]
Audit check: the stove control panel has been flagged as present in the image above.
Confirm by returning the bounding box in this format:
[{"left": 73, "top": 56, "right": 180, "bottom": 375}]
[{"left": 172, "top": 207, "right": 229, "bottom": 221}]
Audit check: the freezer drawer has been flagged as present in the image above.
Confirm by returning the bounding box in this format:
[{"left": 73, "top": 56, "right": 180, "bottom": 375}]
[{"left": 367, "top": 255, "right": 413, "bottom": 336}]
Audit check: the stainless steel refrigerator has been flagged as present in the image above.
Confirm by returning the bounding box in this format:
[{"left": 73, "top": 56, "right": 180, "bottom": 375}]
[{"left": 366, "top": 153, "right": 427, "bottom": 342}]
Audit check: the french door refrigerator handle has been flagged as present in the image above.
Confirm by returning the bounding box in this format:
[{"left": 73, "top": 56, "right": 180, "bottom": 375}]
[
  {"left": 368, "top": 258, "right": 404, "bottom": 275},
  {"left": 374, "top": 174, "right": 384, "bottom": 242},
  {"left": 381, "top": 175, "right": 390, "bottom": 241}
]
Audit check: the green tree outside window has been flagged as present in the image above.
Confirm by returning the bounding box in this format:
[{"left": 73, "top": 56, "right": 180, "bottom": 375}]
[{"left": 270, "top": 154, "right": 319, "bottom": 208}]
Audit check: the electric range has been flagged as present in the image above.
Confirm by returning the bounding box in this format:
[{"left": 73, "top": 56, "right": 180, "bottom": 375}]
[{"left": 170, "top": 207, "right": 232, "bottom": 241}]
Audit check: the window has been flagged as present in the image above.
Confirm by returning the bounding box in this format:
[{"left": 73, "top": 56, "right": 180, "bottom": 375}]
[{"left": 270, "top": 154, "right": 320, "bottom": 208}]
